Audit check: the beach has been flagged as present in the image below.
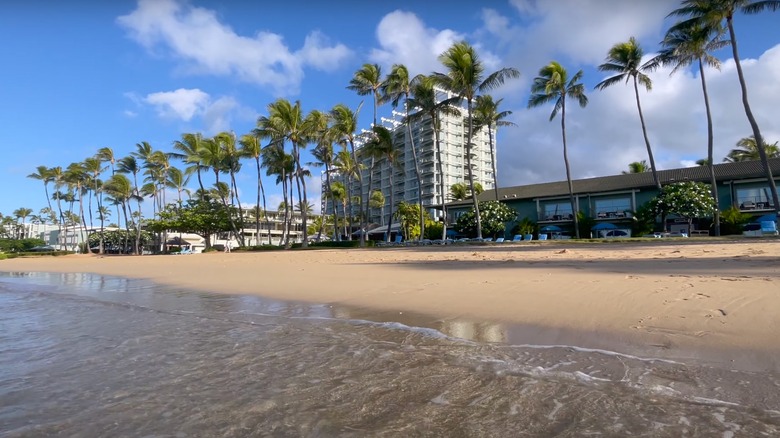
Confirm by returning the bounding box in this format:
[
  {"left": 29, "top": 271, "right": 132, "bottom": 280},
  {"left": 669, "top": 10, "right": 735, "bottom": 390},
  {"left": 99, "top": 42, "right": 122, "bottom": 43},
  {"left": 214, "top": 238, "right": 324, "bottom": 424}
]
[
  {"left": 2, "top": 239, "right": 778, "bottom": 371},
  {"left": 3, "top": 239, "right": 780, "bottom": 436}
]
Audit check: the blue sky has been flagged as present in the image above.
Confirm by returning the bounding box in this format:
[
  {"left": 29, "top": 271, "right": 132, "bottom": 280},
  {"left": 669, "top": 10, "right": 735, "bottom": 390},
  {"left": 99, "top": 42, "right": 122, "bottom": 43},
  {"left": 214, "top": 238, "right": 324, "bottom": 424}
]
[{"left": 2, "top": 0, "right": 779, "bottom": 220}]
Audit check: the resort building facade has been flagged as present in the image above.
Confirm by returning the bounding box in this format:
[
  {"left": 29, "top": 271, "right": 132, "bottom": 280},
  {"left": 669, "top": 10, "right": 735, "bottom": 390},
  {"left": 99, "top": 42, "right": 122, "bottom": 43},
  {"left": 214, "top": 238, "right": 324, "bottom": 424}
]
[
  {"left": 447, "top": 158, "right": 780, "bottom": 238},
  {"left": 325, "top": 89, "right": 498, "bottom": 225}
]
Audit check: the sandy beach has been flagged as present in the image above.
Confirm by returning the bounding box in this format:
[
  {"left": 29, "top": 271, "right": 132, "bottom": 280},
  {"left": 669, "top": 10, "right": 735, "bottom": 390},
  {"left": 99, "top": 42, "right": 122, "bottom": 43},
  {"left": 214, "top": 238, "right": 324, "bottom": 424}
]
[{"left": 3, "top": 239, "right": 779, "bottom": 370}]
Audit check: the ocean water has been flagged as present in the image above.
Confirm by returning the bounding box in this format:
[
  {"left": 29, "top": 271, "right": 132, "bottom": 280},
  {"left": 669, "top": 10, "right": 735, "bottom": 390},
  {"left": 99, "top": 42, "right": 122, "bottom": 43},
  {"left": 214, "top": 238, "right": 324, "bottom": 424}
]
[{"left": 1, "top": 272, "right": 779, "bottom": 437}]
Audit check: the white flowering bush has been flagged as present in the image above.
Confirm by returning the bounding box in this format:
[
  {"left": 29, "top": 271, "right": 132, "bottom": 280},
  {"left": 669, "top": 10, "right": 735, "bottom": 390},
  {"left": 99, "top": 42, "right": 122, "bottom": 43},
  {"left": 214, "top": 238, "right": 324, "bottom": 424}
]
[
  {"left": 650, "top": 181, "right": 716, "bottom": 220},
  {"left": 455, "top": 201, "right": 517, "bottom": 237}
]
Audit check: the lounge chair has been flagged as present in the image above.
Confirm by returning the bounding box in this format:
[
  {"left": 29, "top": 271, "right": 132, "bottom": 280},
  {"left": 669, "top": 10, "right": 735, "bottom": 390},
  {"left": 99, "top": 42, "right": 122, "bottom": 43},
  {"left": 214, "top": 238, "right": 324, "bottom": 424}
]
[
  {"left": 495, "top": 237, "right": 505, "bottom": 243},
  {"left": 524, "top": 234, "right": 533, "bottom": 241},
  {"left": 760, "top": 221, "right": 779, "bottom": 235},
  {"left": 538, "top": 234, "right": 548, "bottom": 241},
  {"left": 178, "top": 247, "right": 193, "bottom": 255},
  {"left": 512, "top": 234, "right": 523, "bottom": 242}
]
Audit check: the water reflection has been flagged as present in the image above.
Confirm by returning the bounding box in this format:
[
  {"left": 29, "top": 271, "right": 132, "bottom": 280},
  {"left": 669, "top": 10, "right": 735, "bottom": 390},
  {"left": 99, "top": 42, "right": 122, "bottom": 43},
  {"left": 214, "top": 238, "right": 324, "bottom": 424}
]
[{"left": 0, "top": 271, "right": 509, "bottom": 344}]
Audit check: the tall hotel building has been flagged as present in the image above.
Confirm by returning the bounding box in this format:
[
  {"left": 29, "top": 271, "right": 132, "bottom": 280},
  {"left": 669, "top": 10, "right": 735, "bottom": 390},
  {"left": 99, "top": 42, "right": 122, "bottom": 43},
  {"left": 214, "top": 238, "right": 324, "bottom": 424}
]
[{"left": 324, "top": 88, "right": 497, "bottom": 226}]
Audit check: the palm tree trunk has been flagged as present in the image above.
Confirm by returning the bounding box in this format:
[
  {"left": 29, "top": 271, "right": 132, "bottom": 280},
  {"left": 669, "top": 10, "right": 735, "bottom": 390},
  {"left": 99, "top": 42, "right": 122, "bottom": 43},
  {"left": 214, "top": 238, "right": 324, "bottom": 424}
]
[
  {"left": 254, "top": 157, "right": 263, "bottom": 246},
  {"left": 488, "top": 124, "right": 499, "bottom": 201},
  {"left": 365, "top": 156, "right": 375, "bottom": 228},
  {"left": 214, "top": 170, "right": 242, "bottom": 247},
  {"left": 726, "top": 17, "right": 780, "bottom": 215},
  {"left": 561, "top": 100, "right": 580, "bottom": 238},
  {"left": 698, "top": 59, "right": 720, "bottom": 236},
  {"left": 78, "top": 185, "right": 88, "bottom": 252},
  {"left": 348, "top": 139, "right": 365, "bottom": 247},
  {"left": 465, "top": 99, "right": 483, "bottom": 239},
  {"left": 434, "top": 114, "right": 448, "bottom": 241},
  {"left": 385, "top": 167, "right": 395, "bottom": 242},
  {"left": 323, "top": 163, "right": 338, "bottom": 242},
  {"left": 633, "top": 76, "right": 661, "bottom": 191},
  {"left": 345, "top": 174, "right": 353, "bottom": 241},
  {"left": 406, "top": 104, "right": 425, "bottom": 240},
  {"left": 54, "top": 193, "right": 65, "bottom": 250},
  {"left": 229, "top": 170, "right": 245, "bottom": 246},
  {"left": 196, "top": 167, "right": 205, "bottom": 198},
  {"left": 135, "top": 196, "right": 142, "bottom": 255},
  {"left": 292, "top": 146, "right": 308, "bottom": 248}
]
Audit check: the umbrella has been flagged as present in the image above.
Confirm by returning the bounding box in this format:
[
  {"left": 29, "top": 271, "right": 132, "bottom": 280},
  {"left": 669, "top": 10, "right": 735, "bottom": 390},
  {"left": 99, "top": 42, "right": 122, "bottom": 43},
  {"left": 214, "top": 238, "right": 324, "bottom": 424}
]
[
  {"left": 540, "top": 225, "right": 563, "bottom": 232},
  {"left": 591, "top": 222, "right": 618, "bottom": 231}
]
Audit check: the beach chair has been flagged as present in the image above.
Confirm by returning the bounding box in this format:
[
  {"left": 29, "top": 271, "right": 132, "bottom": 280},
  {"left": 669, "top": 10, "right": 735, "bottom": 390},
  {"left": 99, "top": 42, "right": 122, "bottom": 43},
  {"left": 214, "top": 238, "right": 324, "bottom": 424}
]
[
  {"left": 178, "top": 247, "right": 193, "bottom": 255},
  {"left": 495, "top": 237, "right": 505, "bottom": 243},
  {"left": 482, "top": 237, "right": 493, "bottom": 242},
  {"left": 512, "top": 234, "right": 523, "bottom": 242},
  {"left": 524, "top": 234, "right": 534, "bottom": 241},
  {"left": 760, "top": 221, "right": 779, "bottom": 235},
  {"left": 538, "top": 234, "right": 548, "bottom": 241},
  {"left": 393, "top": 235, "right": 403, "bottom": 245}
]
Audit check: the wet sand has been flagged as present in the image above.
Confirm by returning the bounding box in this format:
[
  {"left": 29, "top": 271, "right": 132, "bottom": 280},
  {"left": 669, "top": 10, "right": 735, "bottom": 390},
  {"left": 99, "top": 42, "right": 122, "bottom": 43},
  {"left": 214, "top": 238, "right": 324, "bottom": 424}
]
[{"left": 3, "top": 239, "right": 779, "bottom": 370}]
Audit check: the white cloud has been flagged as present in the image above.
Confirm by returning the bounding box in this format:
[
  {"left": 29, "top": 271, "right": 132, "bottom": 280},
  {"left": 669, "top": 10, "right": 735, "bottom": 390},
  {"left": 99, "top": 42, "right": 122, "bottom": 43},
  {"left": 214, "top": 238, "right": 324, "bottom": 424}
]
[
  {"left": 144, "top": 88, "right": 209, "bottom": 121},
  {"left": 369, "top": 10, "right": 464, "bottom": 77},
  {"left": 297, "top": 31, "right": 353, "bottom": 72},
  {"left": 117, "top": 0, "right": 352, "bottom": 95},
  {"left": 138, "top": 88, "right": 253, "bottom": 135}
]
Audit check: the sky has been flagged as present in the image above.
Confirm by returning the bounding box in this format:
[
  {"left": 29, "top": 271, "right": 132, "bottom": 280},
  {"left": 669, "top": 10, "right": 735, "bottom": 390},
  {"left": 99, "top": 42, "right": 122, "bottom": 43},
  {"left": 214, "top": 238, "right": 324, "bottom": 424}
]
[{"left": 1, "top": 0, "right": 779, "bottom": 220}]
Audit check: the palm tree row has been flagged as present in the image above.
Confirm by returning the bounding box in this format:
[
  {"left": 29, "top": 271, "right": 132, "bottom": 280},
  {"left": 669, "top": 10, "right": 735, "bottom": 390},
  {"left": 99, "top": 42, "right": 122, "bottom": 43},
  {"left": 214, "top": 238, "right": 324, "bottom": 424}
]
[{"left": 529, "top": 0, "right": 779, "bottom": 239}]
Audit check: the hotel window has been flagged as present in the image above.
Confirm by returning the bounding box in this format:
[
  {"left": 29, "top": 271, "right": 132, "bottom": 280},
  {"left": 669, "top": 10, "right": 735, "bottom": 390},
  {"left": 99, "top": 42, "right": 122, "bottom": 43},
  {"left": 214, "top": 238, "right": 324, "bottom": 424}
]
[
  {"left": 594, "top": 197, "right": 632, "bottom": 219},
  {"left": 542, "top": 202, "right": 573, "bottom": 220},
  {"left": 736, "top": 186, "right": 776, "bottom": 210}
]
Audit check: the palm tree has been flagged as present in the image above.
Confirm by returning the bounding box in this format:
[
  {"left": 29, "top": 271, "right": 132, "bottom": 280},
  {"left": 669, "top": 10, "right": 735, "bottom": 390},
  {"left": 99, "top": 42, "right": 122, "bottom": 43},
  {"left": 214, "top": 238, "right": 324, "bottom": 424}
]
[
  {"left": 13, "top": 207, "right": 32, "bottom": 239},
  {"left": 433, "top": 41, "right": 520, "bottom": 239},
  {"left": 172, "top": 132, "right": 209, "bottom": 196},
  {"left": 48, "top": 166, "right": 66, "bottom": 249},
  {"left": 725, "top": 136, "right": 780, "bottom": 162},
  {"left": 103, "top": 173, "right": 137, "bottom": 253},
  {"left": 65, "top": 162, "right": 91, "bottom": 250},
  {"left": 595, "top": 36, "right": 662, "bottom": 190},
  {"left": 330, "top": 103, "right": 365, "bottom": 244},
  {"left": 117, "top": 155, "right": 143, "bottom": 254},
  {"left": 382, "top": 63, "right": 426, "bottom": 239},
  {"left": 258, "top": 99, "right": 315, "bottom": 248},
  {"left": 329, "top": 180, "right": 348, "bottom": 240},
  {"left": 622, "top": 160, "right": 650, "bottom": 174},
  {"left": 165, "top": 167, "right": 191, "bottom": 205},
  {"left": 347, "top": 63, "right": 384, "bottom": 127},
  {"left": 450, "top": 181, "right": 484, "bottom": 201},
  {"left": 84, "top": 158, "right": 108, "bottom": 255},
  {"left": 362, "top": 125, "right": 401, "bottom": 241},
  {"left": 333, "top": 148, "right": 360, "bottom": 240},
  {"left": 669, "top": 0, "right": 780, "bottom": 215},
  {"left": 262, "top": 142, "right": 295, "bottom": 247},
  {"left": 696, "top": 158, "right": 711, "bottom": 166},
  {"left": 407, "top": 75, "right": 462, "bottom": 240},
  {"left": 528, "top": 61, "right": 588, "bottom": 239},
  {"left": 312, "top": 113, "right": 338, "bottom": 240},
  {"left": 239, "top": 133, "right": 268, "bottom": 246},
  {"left": 473, "top": 95, "right": 515, "bottom": 201},
  {"left": 27, "top": 166, "right": 54, "bottom": 214},
  {"left": 96, "top": 147, "right": 122, "bottom": 227},
  {"left": 215, "top": 132, "right": 245, "bottom": 246},
  {"left": 656, "top": 21, "right": 727, "bottom": 235}
]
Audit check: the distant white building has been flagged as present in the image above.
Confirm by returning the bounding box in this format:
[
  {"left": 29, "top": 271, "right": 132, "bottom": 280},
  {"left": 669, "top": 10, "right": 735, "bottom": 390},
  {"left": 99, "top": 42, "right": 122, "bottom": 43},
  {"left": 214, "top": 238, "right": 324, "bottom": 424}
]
[{"left": 325, "top": 88, "right": 497, "bottom": 225}]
